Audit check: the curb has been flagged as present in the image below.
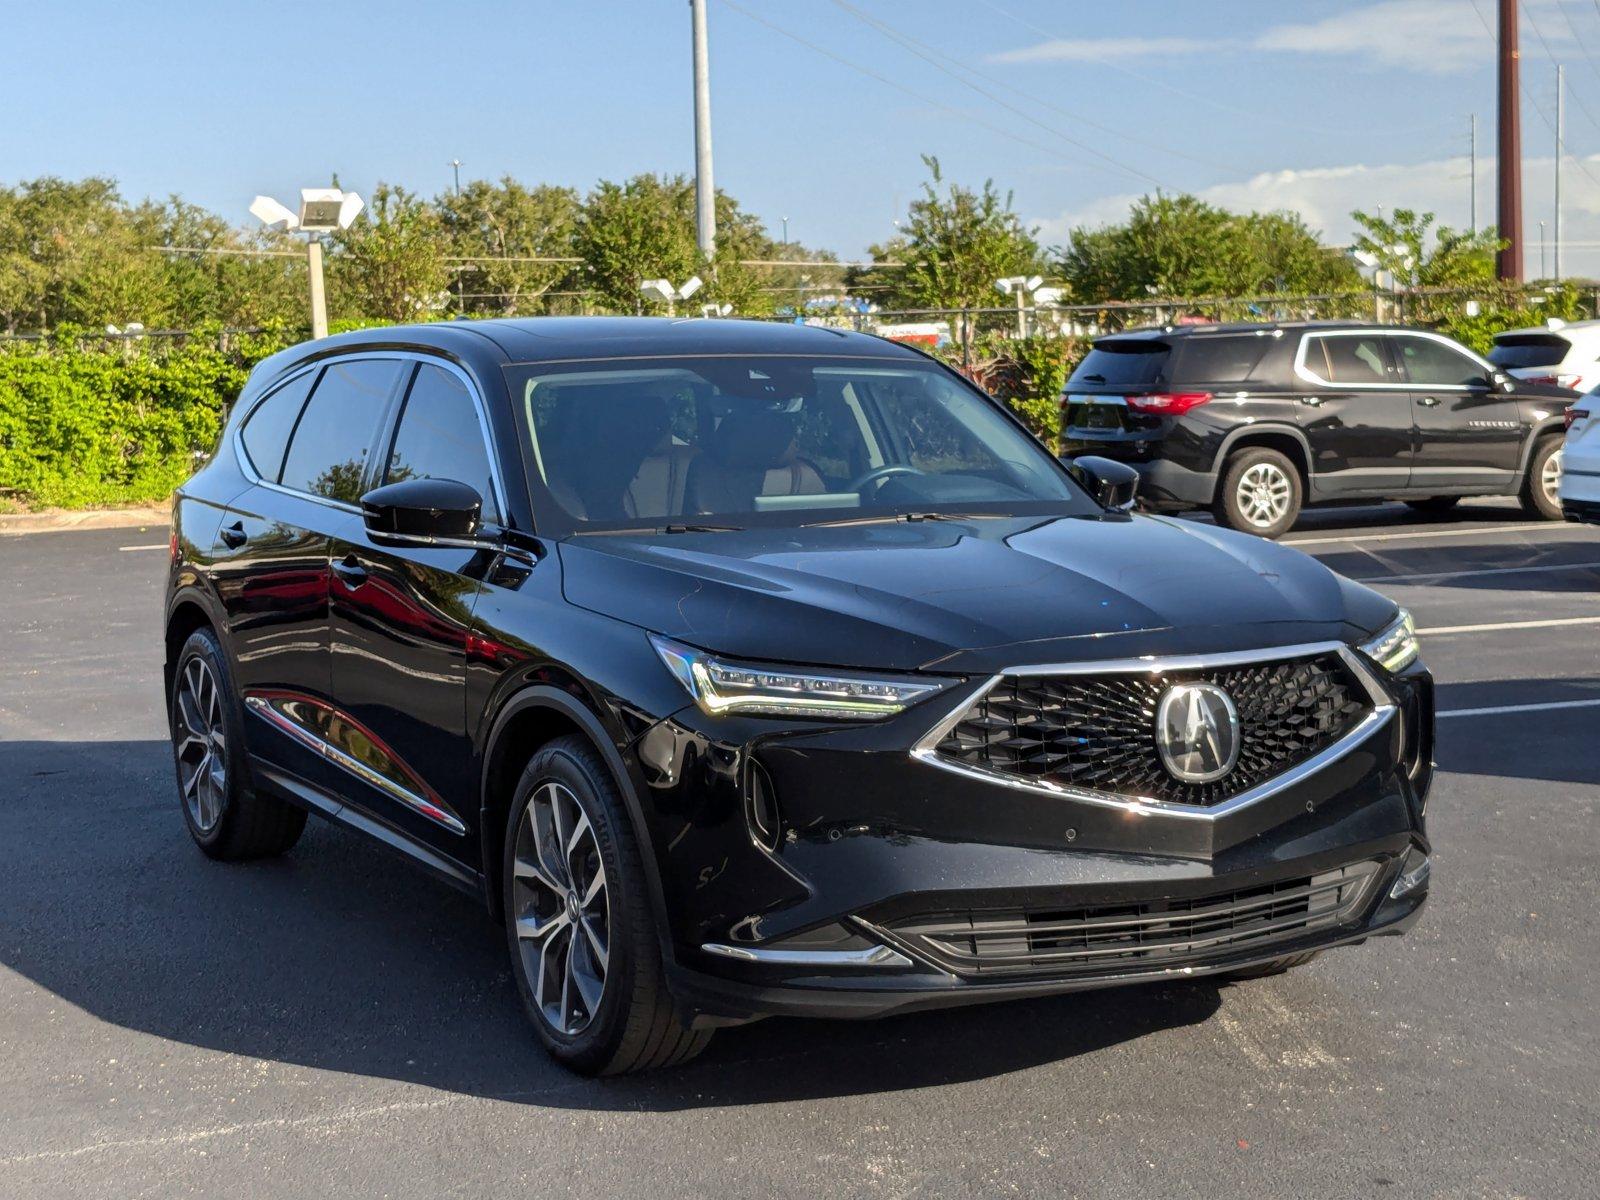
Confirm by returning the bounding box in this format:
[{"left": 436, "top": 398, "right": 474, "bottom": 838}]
[{"left": 0, "top": 505, "right": 171, "bottom": 537}]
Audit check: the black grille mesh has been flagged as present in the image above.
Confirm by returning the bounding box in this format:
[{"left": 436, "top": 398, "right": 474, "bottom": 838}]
[
  {"left": 878, "top": 863, "right": 1380, "bottom": 978},
  {"left": 934, "top": 654, "right": 1369, "bottom": 806}
]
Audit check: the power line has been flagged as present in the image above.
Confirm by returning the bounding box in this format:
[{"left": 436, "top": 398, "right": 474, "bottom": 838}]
[
  {"left": 1520, "top": 0, "right": 1600, "bottom": 144},
  {"left": 715, "top": 0, "right": 1170, "bottom": 190},
  {"left": 828, "top": 0, "right": 1242, "bottom": 177}
]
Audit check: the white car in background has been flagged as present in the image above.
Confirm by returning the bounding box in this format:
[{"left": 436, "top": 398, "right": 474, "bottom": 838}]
[
  {"left": 1489, "top": 318, "right": 1600, "bottom": 392},
  {"left": 1562, "top": 394, "right": 1599, "bottom": 524}
]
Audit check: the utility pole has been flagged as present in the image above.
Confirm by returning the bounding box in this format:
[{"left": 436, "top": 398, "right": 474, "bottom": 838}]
[
  {"left": 1497, "top": 0, "right": 1524, "bottom": 280},
  {"left": 450, "top": 159, "right": 462, "bottom": 195},
  {"left": 1470, "top": 114, "right": 1478, "bottom": 234},
  {"left": 690, "top": 0, "right": 716, "bottom": 258},
  {"left": 1555, "top": 64, "right": 1563, "bottom": 282}
]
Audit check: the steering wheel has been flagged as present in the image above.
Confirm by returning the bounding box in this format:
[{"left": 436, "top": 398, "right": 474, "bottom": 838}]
[{"left": 848, "top": 465, "right": 925, "bottom": 496}]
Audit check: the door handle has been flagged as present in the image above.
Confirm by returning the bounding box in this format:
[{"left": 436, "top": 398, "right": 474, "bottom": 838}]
[
  {"left": 332, "top": 555, "right": 369, "bottom": 588},
  {"left": 220, "top": 521, "right": 247, "bottom": 549},
  {"left": 1417, "top": 396, "right": 1441, "bottom": 407}
]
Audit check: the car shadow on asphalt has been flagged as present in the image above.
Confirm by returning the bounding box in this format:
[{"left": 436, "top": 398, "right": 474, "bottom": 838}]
[{"left": 1, "top": 738, "right": 1222, "bottom": 1111}]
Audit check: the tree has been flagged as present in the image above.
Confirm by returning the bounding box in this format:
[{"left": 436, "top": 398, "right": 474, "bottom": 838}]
[
  {"left": 856, "top": 158, "right": 1042, "bottom": 332},
  {"left": 437, "top": 178, "right": 581, "bottom": 315},
  {"left": 571, "top": 173, "right": 775, "bottom": 314},
  {"left": 330, "top": 184, "right": 450, "bottom": 323},
  {"left": 1348, "top": 207, "right": 1499, "bottom": 289},
  {"left": 1058, "top": 193, "right": 1357, "bottom": 302}
]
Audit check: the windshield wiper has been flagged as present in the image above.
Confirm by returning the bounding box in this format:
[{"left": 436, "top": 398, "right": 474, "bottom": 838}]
[
  {"left": 659, "top": 522, "right": 744, "bottom": 533},
  {"left": 800, "top": 511, "right": 1006, "bottom": 528}
]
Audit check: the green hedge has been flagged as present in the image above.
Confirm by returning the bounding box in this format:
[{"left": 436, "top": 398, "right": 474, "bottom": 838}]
[{"left": 0, "top": 330, "right": 291, "bottom": 509}]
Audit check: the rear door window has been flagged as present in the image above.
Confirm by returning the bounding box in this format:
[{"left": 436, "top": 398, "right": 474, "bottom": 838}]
[
  {"left": 1069, "top": 341, "right": 1170, "bottom": 388},
  {"left": 239, "top": 369, "right": 318, "bottom": 482},
  {"left": 1303, "top": 334, "right": 1391, "bottom": 386},
  {"left": 280, "top": 358, "right": 404, "bottom": 504},
  {"left": 1489, "top": 333, "right": 1571, "bottom": 371}
]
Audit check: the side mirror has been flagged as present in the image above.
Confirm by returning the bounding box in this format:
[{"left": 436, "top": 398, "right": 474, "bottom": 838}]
[
  {"left": 1493, "top": 370, "right": 1515, "bottom": 393},
  {"left": 360, "top": 477, "right": 489, "bottom": 546},
  {"left": 1067, "top": 455, "right": 1140, "bottom": 512}
]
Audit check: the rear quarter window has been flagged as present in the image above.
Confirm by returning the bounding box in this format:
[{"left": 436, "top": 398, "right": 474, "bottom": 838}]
[
  {"left": 1069, "top": 341, "right": 1170, "bottom": 388},
  {"left": 1172, "top": 335, "right": 1273, "bottom": 383}
]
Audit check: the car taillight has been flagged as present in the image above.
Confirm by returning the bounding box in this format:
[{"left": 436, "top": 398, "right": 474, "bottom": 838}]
[
  {"left": 1527, "top": 373, "right": 1580, "bottom": 389},
  {"left": 169, "top": 530, "right": 179, "bottom": 564},
  {"left": 1125, "top": 392, "right": 1212, "bottom": 415},
  {"left": 1568, "top": 407, "right": 1590, "bottom": 431}
]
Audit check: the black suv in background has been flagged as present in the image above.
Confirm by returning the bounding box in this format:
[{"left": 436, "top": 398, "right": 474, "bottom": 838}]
[{"left": 1062, "top": 321, "right": 1575, "bottom": 537}]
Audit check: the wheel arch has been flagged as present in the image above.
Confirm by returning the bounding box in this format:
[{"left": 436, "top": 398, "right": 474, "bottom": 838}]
[
  {"left": 1517, "top": 417, "right": 1567, "bottom": 474},
  {"left": 163, "top": 588, "right": 225, "bottom": 698},
  {"left": 478, "top": 686, "right": 670, "bottom": 948},
  {"left": 1213, "top": 426, "right": 1313, "bottom": 503}
]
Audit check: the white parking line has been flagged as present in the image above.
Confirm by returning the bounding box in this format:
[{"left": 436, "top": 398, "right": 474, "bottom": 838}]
[
  {"left": 116, "top": 543, "right": 167, "bottom": 552},
  {"left": 1285, "top": 523, "right": 1574, "bottom": 547},
  {"left": 1358, "top": 560, "right": 1600, "bottom": 584},
  {"left": 1419, "top": 615, "right": 1600, "bottom": 635},
  {"left": 1439, "top": 698, "right": 1600, "bottom": 718}
]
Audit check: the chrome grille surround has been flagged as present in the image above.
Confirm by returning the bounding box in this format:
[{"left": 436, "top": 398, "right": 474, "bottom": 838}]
[{"left": 910, "top": 642, "right": 1394, "bottom": 821}]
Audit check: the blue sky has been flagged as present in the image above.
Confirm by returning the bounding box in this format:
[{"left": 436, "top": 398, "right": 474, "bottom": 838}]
[{"left": 7, "top": 0, "right": 1600, "bottom": 271}]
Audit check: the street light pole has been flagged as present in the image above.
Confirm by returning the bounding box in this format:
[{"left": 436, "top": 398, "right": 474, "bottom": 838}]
[
  {"left": 306, "top": 238, "right": 328, "bottom": 339},
  {"left": 690, "top": 0, "right": 716, "bottom": 258},
  {"left": 1497, "top": 0, "right": 1524, "bottom": 280},
  {"left": 1555, "top": 64, "right": 1563, "bottom": 282},
  {"left": 450, "top": 158, "right": 462, "bottom": 196}
]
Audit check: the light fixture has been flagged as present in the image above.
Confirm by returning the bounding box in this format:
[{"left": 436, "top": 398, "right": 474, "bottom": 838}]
[{"left": 249, "top": 187, "right": 366, "bottom": 338}]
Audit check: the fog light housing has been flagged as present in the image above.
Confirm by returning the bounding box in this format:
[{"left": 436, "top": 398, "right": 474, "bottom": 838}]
[
  {"left": 1389, "top": 848, "right": 1432, "bottom": 899},
  {"left": 744, "top": 758, "right": 781, "bottom": 852}
]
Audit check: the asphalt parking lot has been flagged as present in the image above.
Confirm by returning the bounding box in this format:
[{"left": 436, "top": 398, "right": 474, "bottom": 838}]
[{"left": 2, "top": 500, "right": 1597, "bottom": 1198}]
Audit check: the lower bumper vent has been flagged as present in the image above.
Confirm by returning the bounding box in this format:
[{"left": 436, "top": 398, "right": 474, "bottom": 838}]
[{"left": 875, "top": 862, "right": 1381, "bottom": 978}]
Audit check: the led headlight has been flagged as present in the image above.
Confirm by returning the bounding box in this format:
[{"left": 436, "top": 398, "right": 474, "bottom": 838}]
[
  {"left": 650, "top": 634, "right": 953, "bottom": 720},
  {"left": 1359, "top": 608, "right": 1419, "bottom": 674}
]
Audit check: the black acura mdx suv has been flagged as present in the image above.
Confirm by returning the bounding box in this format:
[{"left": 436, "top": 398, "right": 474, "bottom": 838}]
[
  {"left": 165, "top": 318, "right": 1433, "bottom": 1074},
  {"left": 1064, "top": 320, "right": 1575, "bottom": 537}
]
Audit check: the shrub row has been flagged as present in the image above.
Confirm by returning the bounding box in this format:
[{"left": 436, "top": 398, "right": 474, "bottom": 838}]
[{"left": 0, "top": 330, "right": 291, "bottom": 509}]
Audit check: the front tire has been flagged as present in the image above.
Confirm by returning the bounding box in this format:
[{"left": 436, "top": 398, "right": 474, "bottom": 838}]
[
  {"left": 1520, "top": 436, "right": 1564, "bottom": 520},
  {"left": 1213, "top": 447, "right": 1302, "bottom": 539},
  {"left": 503, "top": 735, "right": 711, "bottom": 1075},
  {"left": 169, "top": 627, "right": 306, "bottom": 860}
]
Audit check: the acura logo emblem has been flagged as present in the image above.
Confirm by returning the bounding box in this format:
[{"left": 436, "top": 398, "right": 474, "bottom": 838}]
[{"left": 1155, "top": 683, "right": 1240, "bottom": 784}]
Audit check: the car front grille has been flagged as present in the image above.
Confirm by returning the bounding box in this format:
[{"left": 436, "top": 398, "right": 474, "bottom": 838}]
[
  {"left": 931, "top": 651, "right": 1371, "bottom": 807},
  {"left": 874, "top": 862, "right": 1381, "bottom": 979}
]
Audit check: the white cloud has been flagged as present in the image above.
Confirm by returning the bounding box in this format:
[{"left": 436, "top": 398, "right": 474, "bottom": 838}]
[
  {"left": 1254, "top": 0, "right": 1492, "bottom": 75},
  {"left": 1032, "top": 152, "right": 1600, "bottom": 276},
  {"left": 988, "top": 0, "right": 1537, "bottom": 76},
  {"left": 987, "top": 36, "right": 1228, "bottom": 64}
]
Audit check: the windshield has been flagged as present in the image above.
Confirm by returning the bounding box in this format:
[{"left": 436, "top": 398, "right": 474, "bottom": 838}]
[{"left": 507, "top": 355, "right": 1094, "bottom": 532}]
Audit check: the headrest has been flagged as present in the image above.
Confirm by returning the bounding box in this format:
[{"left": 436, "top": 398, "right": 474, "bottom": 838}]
[{"left": 709, "top": 409, "right": 796, "bottom": 469}]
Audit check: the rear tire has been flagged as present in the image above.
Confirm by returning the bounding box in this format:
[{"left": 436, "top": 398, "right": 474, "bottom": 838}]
[
  {"left": 1520, "top": 436, "right": 1564, "bottom": 520},
  {"left": 1404, "top": 496, "right": 1461, "bottom": 514},
  {"left": 1213, "top": 447, "right": 1302, "bottom": 539},
  {"left": 1221, "top": 950, "right": 1320, "bottom": 980},
  {"left": 169, "top": 627, "right": 306, "bottom": 860},
  {"left": 503, "top": 735, "right": 711, "bottom": 1075}
]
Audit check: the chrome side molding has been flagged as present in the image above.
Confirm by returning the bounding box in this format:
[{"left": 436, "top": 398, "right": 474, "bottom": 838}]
[{"left": 700, "top": 942, "right": 914, "bottom": 968}]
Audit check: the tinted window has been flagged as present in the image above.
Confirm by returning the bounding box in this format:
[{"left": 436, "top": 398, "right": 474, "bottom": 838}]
[
  {"left": 384, "top": 364, "right": 499, "bottom": 522},
  {"left": 1306, "top": 335, "right": 1390, "bottom": 385},
  {"left": 1175, "top": 335, "right": 1271, "bottom": 382},
  {"left": 1489, "top": 333, "right": 1570, "bottom": 370},
  {"left": 1069, "top": 341, "right": 1170, "bottom": 387},
  {"left": 239, "top": 370, "right": 317, "bottom": 482},
  {"left": 280, "top": 359, "right": 402, "bottom": 503},
  {"left": 1392, "top": 336, "right": 1488, "bottom": 387}
]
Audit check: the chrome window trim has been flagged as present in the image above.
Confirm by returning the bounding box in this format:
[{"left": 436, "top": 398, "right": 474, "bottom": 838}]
[
  {"left": 1294, "top": 328, "right": 1497, "bottom": 393},
  {"left": 244, "top": 695, "right": 468, "bottom": 835},
  {"left": 700, "top": 942, "right": 914, "bottom": 968},
  {"left": 909, "top": 642, "right": 1396, "bottom": 822},
  {"left": 232, "top": 351, "right": 509, "bottom": 523}
]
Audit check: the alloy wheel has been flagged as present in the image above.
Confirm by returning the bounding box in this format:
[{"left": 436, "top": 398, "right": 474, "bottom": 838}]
[
  {"left": 1235, "top": 462, "right": 1292, "bottom": 528},
  {"left": 174, "top": 657, "right": 228, "bottom": 832},
  {"left": 1542, "top": 445, "right": 1564, "bottom": 508},
  {"left": 511, "top": 781, "right": 610, "bottom": 1036}
]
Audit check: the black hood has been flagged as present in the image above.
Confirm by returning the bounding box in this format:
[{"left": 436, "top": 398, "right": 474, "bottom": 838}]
[{"left": 558, "top": 515, "right": 1398, "bottom": 675}]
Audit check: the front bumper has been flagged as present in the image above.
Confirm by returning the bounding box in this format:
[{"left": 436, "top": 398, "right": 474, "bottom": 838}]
[{"left": 628, "top": 654, "right": 1433, "bottom": 1024}]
